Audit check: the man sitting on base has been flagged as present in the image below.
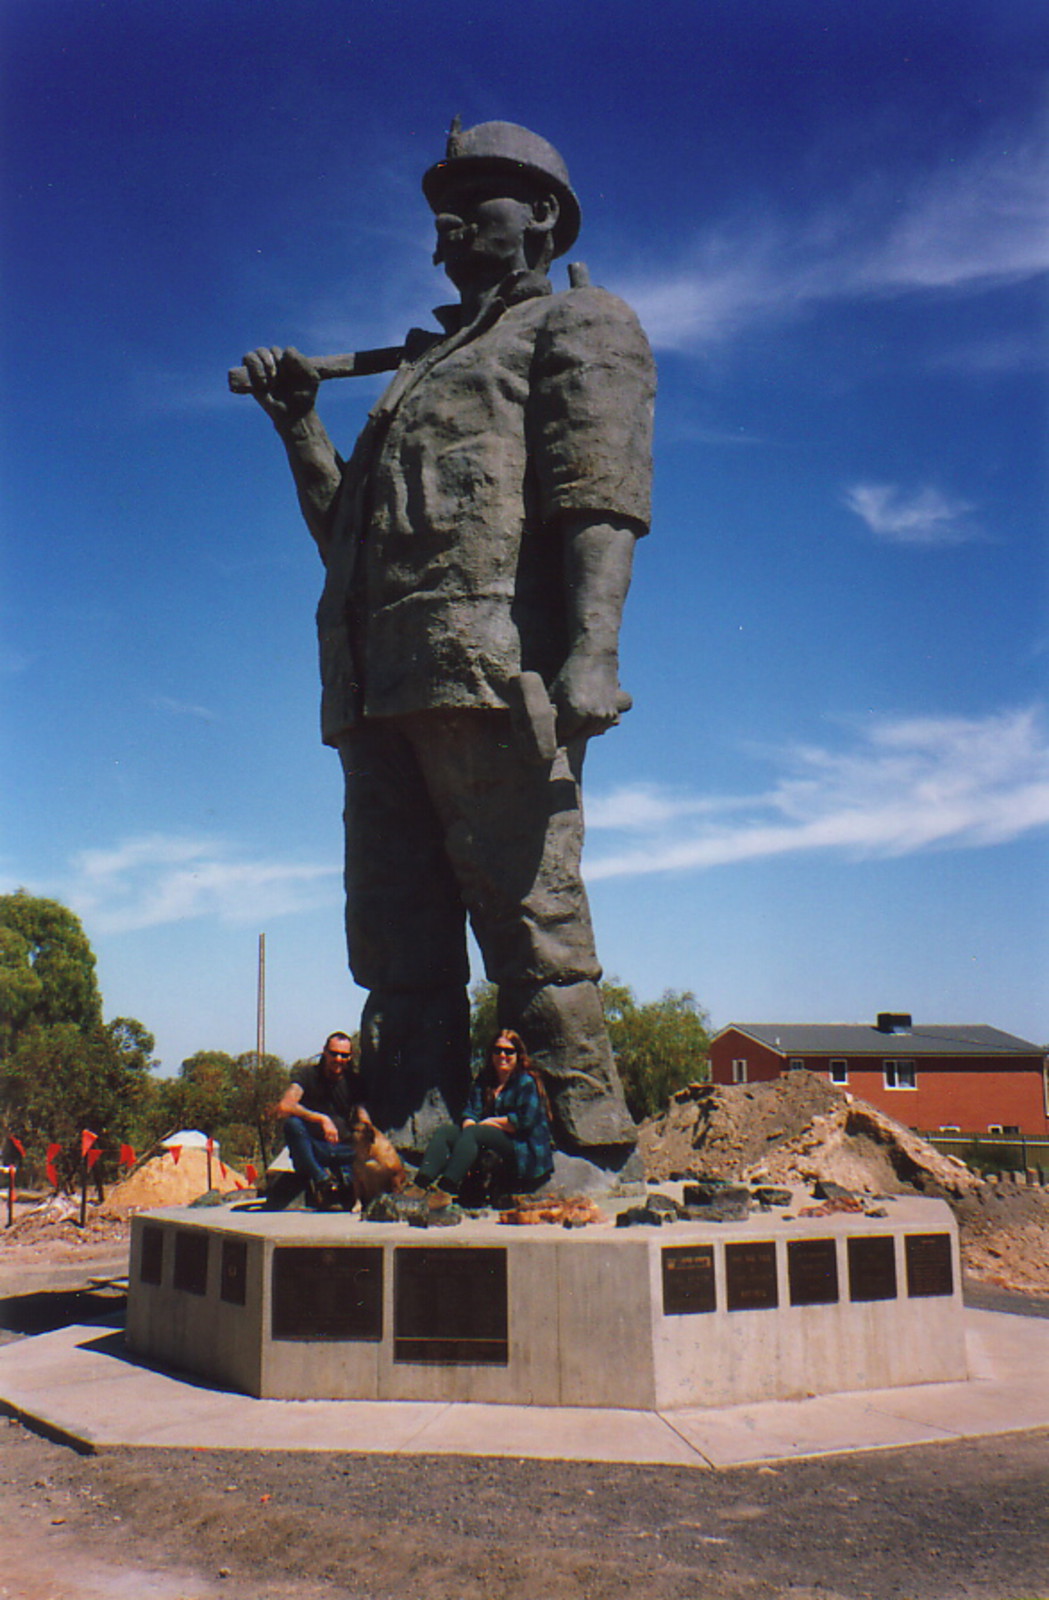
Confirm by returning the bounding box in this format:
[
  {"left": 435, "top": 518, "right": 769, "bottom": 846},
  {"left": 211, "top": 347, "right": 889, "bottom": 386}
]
[{"left": 277, "top": 1032, "right": 363, "bottom": 1207}]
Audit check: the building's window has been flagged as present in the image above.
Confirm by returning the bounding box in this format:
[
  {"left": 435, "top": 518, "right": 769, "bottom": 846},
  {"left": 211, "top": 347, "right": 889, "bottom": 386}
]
[
  {"left": 1002, "top": 1125, "right": 1020, "bottom": 1137},
  {"left": 788, "top": 1058, "right": 804, "bottom": 1071},
  {"left": 732, "top": 1058, "right": 747, "bottom": 1084},
  {"left": 829, "top": 1059, "right": 849, "bottom": 1086},
  {"left": 884, "top": 1060, "right": 916, "bottom": 1090},
  {"left": 987, "top": 1123, "right": 1003, "bottom": 1136}
]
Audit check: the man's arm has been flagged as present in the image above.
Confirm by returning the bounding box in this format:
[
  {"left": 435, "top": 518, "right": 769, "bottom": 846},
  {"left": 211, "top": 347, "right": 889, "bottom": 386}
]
[
  {"left": 276, "top": 1082, "right": 339, "bottom": 1144},
  {"left": 242, "top": 346, "right": 343, "bottom": 554},
  {"left": 548, "top": 513, "right": 638, "bottom": 742},
  {"left": 529, "top": 285, "right": 654, "bottom": 741}
]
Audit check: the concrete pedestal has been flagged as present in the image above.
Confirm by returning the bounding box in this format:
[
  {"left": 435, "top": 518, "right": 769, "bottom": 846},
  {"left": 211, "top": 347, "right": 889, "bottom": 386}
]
[{"left": 126, "top": 1195, "right": 966, "bottom": 1409}]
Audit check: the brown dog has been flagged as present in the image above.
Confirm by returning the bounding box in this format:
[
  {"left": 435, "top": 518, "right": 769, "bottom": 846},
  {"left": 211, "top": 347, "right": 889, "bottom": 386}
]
[{"left": 348, "top": 1111, "right": 406, "bottom": 1206}]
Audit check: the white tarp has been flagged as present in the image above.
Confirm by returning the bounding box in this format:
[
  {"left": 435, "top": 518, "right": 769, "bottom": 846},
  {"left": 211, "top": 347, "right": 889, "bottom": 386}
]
[{"left": 160, "top": 1130, "right": 217, "bottom": 1150}]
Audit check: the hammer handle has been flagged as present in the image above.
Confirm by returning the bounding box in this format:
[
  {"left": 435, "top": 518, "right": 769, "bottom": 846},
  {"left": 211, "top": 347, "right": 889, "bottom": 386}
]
[{"left": 228, "top": 345, "right": 405, "bottom": 394}]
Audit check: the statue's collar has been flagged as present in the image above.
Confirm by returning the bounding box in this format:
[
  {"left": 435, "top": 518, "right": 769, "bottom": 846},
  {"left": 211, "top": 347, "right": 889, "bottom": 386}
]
[{"left": 432, "top": 270, "right": 553, "bottom": 334}]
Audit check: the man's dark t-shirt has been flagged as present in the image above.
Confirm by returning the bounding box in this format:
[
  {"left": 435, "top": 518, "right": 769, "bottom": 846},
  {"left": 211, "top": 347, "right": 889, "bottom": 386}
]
[{"left": 291, "top": 1061, "right": 361, "bottom": 1140}]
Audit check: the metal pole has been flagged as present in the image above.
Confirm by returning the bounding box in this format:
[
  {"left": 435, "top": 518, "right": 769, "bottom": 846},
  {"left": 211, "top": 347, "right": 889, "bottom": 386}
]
[
  {"left": 257, "top": 932, "right": 266, "bottom": 1067},
  {"left": 255, "top": 931, "right": 268, "bottom": 1179}
]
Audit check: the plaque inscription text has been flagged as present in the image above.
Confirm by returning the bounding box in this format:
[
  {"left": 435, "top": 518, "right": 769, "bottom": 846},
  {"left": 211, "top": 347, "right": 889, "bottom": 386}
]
[
  {"left": 788, "top": 1237, "right": 839, "bottom": 1306},
  {"left": 848, "top": 1235, "right": 897, "bottom": 1302},
  {"left": 725, "top": 1241, "right": 778, "bottom": 1311},
  {"left": 905, "top": 1233, "right": 953, "bottom": 1298},
  {"left": 662, "top": 1244, "right": 717, "bottom": 1315},
  {"left": 394, "top": 1247, "right": 508, "bottom": 1364},
  {"left": 271, "top": 1246, "right": 383, "bottom": 1341}
]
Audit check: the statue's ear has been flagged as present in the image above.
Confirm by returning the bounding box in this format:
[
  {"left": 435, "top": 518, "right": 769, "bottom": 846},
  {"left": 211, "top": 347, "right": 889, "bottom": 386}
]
[{"left": 528, "top": 192, "right": 560, "bottom": 238}]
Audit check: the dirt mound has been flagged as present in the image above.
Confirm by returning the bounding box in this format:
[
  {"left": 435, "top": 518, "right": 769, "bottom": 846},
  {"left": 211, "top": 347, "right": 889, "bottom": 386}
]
[
  {"left": 640, "top": 1070, "right": 977, "bottom": 1196},
  {"left": 950, "top": 1180, "right": 1049, "bottom": 1295},
  {"left": 641, "top": 1071, "right": 843, "bottom": 1182},
  {"left": 101, "top": 1147, "right": 249, "bottom": 1213}
]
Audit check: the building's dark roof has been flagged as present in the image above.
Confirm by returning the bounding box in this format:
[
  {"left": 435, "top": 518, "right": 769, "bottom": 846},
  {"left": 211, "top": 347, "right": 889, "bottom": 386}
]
[{"left": 715, "top": 1023, "right": 1044, "bottom": 1059}]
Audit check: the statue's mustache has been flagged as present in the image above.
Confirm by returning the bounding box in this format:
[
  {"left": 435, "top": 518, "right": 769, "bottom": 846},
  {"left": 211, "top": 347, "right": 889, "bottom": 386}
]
[{"left": 432, "top": 222, "right": 478, "bottom": 265}]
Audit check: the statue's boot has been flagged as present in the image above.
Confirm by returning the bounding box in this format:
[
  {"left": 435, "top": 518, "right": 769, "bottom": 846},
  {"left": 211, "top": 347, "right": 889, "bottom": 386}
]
[
  {"left": 509, "top": 978, "right": 637, "bottom": 1161},
  {"left": 357, "top": 986, "right": 471, "bottom": 1158}
]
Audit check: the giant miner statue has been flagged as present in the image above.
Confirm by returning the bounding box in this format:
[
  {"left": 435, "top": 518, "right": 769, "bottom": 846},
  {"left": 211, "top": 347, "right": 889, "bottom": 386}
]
[{"left": 235, "top": 119, "right": 656, "bottom": 1168}]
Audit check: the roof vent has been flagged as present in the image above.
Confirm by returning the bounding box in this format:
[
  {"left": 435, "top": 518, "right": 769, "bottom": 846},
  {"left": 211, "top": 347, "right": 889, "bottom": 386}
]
[{"left": 876, "top": 1012, "right": 912, "bottom": 1033}]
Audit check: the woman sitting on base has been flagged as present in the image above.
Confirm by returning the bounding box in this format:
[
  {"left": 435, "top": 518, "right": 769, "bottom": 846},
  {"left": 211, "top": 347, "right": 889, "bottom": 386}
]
[{"left": 410, "top": 1030, "right": 554, "bottom": 1207}]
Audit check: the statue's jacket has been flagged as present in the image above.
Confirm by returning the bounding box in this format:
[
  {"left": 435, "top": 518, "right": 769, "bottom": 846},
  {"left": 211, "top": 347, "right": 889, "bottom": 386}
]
[{"left": 315, "top": 269, "right": 656, "bottom": 746}]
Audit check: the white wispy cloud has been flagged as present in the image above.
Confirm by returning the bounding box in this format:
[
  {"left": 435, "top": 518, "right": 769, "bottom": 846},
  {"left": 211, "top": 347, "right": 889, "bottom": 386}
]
[
  {"left": 149, "top": 695, "right": 221, "bottom": 723},
  {"left": 843, "top": 483, "right": 979, "bottom": 546},
  {"left": 65, "top": 834, "right": 340, "bottom": 934},
  {"left": 586, "top": 706, "right": 1049, "bottom": 880},
  {"left": 619, "top": 132, "right": 1049, "bottom": 351},
  {"left": 587, "top": 786, "right": 747, "bottom": 829}
]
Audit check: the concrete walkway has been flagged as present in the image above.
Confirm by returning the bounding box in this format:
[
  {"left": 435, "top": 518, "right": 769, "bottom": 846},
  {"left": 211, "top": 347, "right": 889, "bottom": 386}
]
[{"left": 0, "top": 1306, "right": 1046, "bottom": 1468}]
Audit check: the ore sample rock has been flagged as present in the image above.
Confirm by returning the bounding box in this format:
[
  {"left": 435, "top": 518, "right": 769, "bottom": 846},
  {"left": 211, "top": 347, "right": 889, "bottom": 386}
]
[
  {"left": 615, "top": 1205, "right": 666, "bottom": 1228},
  {"left": 684, "top": 1181, "right": 750, "bottom": 1208},
  {"left": 683, "top": 1196, "right": 752, "bottom": 1222},
  {"left": 813, "top": 1180, "right": 857, "bottom": 1203}
]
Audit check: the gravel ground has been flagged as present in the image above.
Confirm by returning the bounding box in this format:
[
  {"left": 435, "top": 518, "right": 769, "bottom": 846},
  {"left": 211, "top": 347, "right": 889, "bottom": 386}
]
[
  {"left": 1, "top": 1415, "right": 1047, "bottom": 1600},
  {"left": 2, "top": 1128, "right": 1048, "bottom": 1600}
]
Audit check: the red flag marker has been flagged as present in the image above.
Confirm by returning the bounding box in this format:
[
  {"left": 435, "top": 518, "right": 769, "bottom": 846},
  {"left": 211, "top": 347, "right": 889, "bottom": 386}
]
[
  {"left": 170, "top": 1145, "right": 182, "bottom": 1165},
  {"left": 46, "top": 1142, "right": 62, "bottom": 1187},
  {"left": 245, "top": 1163, "right": 258, "bottom": 1186},
  {"left": 80, "top": 1129, "right": 98, "bottom": 1158},
  {"left": 86, "top": 1147, "right": 102, "bottom": 1170},
  {"left": 119, "top": 1143, "right": 136, "bottom": 1168},
  {"left": 10, "top": 1136, "right": 25, "bottom": 1159}
]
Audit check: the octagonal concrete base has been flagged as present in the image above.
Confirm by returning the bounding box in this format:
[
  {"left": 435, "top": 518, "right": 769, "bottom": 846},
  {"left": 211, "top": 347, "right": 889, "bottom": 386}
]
[{"left": 126, "top": 1195, "right": 966, "bottom": 1409}]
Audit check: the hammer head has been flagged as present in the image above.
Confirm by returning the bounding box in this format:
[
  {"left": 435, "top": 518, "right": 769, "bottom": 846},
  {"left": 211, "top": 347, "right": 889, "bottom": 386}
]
[{"left": 507, "top": 672, "right": 558, "bottom": 764}]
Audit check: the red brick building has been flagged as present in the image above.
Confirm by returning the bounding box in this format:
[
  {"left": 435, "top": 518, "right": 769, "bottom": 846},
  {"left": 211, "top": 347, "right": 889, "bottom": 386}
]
[{"left": 709, "top": 1014, "right": 1048, "bottom": 1137}]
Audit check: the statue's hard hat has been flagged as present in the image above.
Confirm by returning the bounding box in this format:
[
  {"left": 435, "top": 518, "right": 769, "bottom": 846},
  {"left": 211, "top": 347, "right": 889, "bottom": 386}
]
[{"left": 422, "top": 118, "right": 581, "bottom": 258}]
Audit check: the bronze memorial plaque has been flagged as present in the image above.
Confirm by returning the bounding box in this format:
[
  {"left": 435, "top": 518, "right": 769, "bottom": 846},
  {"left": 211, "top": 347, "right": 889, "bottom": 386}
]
[
  {"left": 905, "top": 1233, "right": 953, "bottom": 1298},
  {"left": 725, "top": 1241, "right": 778, "bottom": 1311},
  {"left": 220, "top": 1238, "right": 248, "bottom": 1306},
  {"left": 848, "top": 1235, "right": 897, "bottom": 1301},
  {"left": 173, "top": 1230, "right": 209, "bottom": 1296},
  {"left": 394, "top": 1247, "right": 508, "bottom": 1364},
  {"left": 271, "top": 1247, "right": 383, "bottom": 1341},
  {"left": 139, "top": 1224, "right": 164, "bottom": 1286},
  {"left": 662, "top": 1244, "right": 716, "bottom": 1315},
  {"left": 788, "top": 1237, "right": 839, "bottom": 1306}
]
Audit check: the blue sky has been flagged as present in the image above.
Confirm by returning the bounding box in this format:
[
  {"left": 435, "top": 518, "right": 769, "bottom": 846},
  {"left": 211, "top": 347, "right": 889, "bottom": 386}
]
[{"left": 3, "top": 0, "right": 1047, "bottom": 1073}]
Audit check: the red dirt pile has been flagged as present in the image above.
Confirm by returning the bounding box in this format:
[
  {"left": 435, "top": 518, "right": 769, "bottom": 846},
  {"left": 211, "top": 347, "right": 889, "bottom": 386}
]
[{"left": 101, "top": 1146, "right": 249, "bottom": 1213}]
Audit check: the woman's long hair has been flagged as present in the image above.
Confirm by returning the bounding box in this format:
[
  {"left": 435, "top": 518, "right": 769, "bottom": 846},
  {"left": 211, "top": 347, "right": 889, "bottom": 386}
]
[{"left": 483, "top": 1030, "right": 552, "bottom": 1121}]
